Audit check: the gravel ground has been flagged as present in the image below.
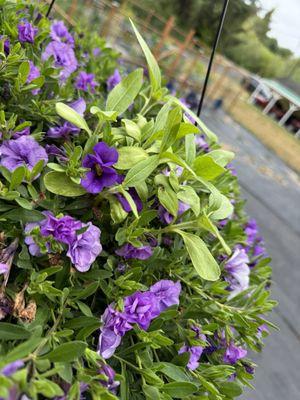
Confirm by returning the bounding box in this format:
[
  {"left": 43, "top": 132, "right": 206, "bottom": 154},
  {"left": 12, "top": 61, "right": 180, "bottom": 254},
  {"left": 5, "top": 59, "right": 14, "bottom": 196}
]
[{"left": 202, "top": 108, "right": 300, "bottom": 400}]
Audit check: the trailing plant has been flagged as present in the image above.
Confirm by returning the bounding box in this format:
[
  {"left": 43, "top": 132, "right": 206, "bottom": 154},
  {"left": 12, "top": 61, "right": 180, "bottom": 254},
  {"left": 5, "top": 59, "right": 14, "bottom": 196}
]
[{"left": 0, "top": 2, "right": 275, "bottom": 399}]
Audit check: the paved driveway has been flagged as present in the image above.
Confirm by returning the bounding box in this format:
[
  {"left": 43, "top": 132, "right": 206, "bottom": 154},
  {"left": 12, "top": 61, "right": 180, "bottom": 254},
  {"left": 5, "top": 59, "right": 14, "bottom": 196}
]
[{"left": 202, "top": 109, "right": 300, "bottom": 399}]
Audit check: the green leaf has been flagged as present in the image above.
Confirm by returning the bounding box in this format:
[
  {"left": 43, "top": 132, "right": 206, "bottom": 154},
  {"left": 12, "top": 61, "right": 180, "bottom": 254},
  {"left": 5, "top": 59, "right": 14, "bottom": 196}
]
[
  {"left": 18, "top": 61, "right": 29, "bottom": 84},
  {"left": 1, "top": 336, "right": 42, "bottom": 365},
  {"left": 15, "top": 197, "right": 33, "bottom": 210},
  {"left": 160, "top": 107, "right": 182, "bottom": 153},
  {"left": 162, "top": 382, "right": 198, "bottom": 398},
  {"left": 207, "top": 149, "right": 235, "bottom": 167},
  {"left": 130, "top": 19, "right": 161, "bottom": 93},
  {"left": 35, "top": 379, "right": 64, "bottom": 398},
  {"left": 90, "top": 107, "right": 118, "bottom": 121},
  {"left": 157, "top": 185, "right": 178, "bottom": 217},
  {"left": 3, "top": 209, "right": 43, "bottom": 223},
  {"left": 185, "top": 134, "right": 196, "bottom": 165},
  {"left": 169, "top": 95, "right": 217, "bottom": 142},
  {"left": 122, "top": 119, "right": 141, "bottom": 141},
  {"left": 198, "top": 213, "right": 231, "bottom": 255},
  {"left": 56, "top": 103, "right": 91, "bottom": 135},
  {"left": 176, "top": 122, "right": 199, "bottom": 139},
  {"left": 115, "top": 147, "right": 149, "bottom": 170},
  {"left": 44, "top": 172, "right": 86, "bottom": 197},
  {"left": 177, "top": 186, "right": 200, "bottom": 216},
  {"left": 193, "top": 155, "right": 225, "bottom": 180},
  {"left": 158, "top": 362, "right": 190, "bottom": 382},
  {"left": 219, "top": 382, "right": 243, "bottom": 397},
  {"left": 143, "top": 385, "right": 161, "bottom": 400},
  {"left": 9, "top": 166, "right": 25, "bottom": 190},
  {"left": 209, "top": 189, "right": 234, "bottom": 220},
  {"left": 108, "top": 195, "right": 128, "bottom": 224},
  {"left": 106, "top": 69, "right": 143, "bottom": 115},
  {"left": 174, "top": 230, "right": 220, "bottom": 281},
  {"left": 123, "top": 155, "right": 159, "bottom": 187},
  {"left": 40, "top": 341, "right": 87, "bottom": 362},
  {"left": 0, "top": 323, "right": 30, "bottom": 340},
  {"left": 117, "top": 186, "right": 139, "bottom": 218}
]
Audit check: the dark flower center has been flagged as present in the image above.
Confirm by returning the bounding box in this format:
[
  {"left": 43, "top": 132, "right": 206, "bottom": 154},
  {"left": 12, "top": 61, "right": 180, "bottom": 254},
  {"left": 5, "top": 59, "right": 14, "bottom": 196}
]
[{"left": 95, "top": 164, "right": 103, "bottom": 177}]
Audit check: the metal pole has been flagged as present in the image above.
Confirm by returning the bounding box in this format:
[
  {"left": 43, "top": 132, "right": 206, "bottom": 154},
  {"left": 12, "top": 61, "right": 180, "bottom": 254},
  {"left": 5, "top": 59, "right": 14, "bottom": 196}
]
[
  {"left": 195, "top": 0, "right": 230, "bottom": 119},
  {"left": 46, "top": 0, "right": 56, "bottom": 18}
]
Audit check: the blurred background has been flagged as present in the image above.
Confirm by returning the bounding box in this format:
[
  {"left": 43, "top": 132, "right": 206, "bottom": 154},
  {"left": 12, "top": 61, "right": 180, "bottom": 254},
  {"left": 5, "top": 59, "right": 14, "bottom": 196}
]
[{"left": 47, "top": 1, "right": 300, "bottom": 398}]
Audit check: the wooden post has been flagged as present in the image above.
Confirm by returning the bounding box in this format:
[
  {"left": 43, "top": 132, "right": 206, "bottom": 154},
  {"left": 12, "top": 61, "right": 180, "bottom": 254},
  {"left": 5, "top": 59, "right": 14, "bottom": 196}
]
[
  {"left": 101, "top": 3, "right": 119, "bottom": 38},
  {"left": 153, "top": 16, "right": 175, "bottom": 58},
  {"left": 168, "top": 29, "right": 195, "bottom": 76},
  {"left": 68, "top": 0, "right": 78, "bottom": 19}
]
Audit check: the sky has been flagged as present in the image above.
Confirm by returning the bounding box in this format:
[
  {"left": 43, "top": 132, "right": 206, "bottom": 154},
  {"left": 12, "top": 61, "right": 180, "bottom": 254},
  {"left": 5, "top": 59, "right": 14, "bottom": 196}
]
[{"left": 260, "top": 0, "right": 300, "bottom": 56}]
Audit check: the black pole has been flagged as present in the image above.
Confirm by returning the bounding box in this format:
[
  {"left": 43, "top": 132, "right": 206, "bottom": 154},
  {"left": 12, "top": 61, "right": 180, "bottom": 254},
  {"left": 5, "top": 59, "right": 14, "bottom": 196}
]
[
  {"left": 196, "top": 0, "right": 230, "bottom": 119},
  {"left": 46, "top": 0, "right": 56, "bottom": 18}
]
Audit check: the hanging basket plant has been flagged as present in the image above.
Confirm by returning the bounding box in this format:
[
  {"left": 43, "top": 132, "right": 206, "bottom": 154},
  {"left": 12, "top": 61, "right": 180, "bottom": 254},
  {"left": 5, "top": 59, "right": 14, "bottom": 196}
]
[{"left": 0, "top": 2, "right": 275, "bottom": 399}]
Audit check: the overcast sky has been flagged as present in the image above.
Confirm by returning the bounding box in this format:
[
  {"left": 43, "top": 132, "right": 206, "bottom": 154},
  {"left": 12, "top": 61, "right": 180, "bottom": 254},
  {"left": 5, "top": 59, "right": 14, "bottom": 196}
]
[{"left": 261, "top": 0, "right": 300, "bottom": 56}]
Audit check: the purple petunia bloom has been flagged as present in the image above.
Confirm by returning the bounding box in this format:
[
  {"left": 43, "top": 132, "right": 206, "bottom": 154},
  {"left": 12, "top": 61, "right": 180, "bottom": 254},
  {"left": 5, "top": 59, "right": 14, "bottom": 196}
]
[
  {"left": 223, "top": 342, "right": 247, "bottom": 364},
  {"left": 75, "top": 71, "right": 98, "bottom": 93},
  {"left": 0, "top": 360, "right": 24, "bottom": 377},
  {"left": 158, "top": 201, "right": 190, "bottom": 225},
  {"left": 47, "top": 98, "right": 86, "bottom": 138},
  {"left": 42, "top": 41, "right": 77, "bottom": 80},
  {"left": 98, "top": 305, "right": 132, "bottom": 359},
  {"left": 116, "top": 243, "right": 153, "bottom": 260},
  {"left": 0, "top": 136, "right": 48, "bottom": 174},
  {"left": 81, "top": 142, "right": 119, "bottom": 194},
  {"left": 115, "top": 175, "right": 142, "bottom": 213},
  {"left": 150, "top": 280, "right": 181, "bottom": 312},
  {"left": 12, "top": 126, "right": 30, "bottom": 139},
  {"left": 244, "top": 219, "right": 258, "bottom": 246},
  {"left": 18, "top": 21, "right": 38, "bottom": 44},
  {"left": 225, "top": 248, "right": 250, "bottom": 299},
  {"left": 0, "top": 36, "right": 10, "bottom": 55},
  {"left": 50, "top": 21, "right": 74, "bottom": 47},
  {"left": 25, "top": 222, "right": 43, "bottom": 256},
  {"left": 195, "top": 134, "right": 210, "bottom": 152},
  {"left": 40, "top": 212, "right": 82, "bottom": 245},
  {"left": 178, "top": 345, "right": 204, "bottom": 370},
  {"left": 99, "top": 364, "right": 120, "bottom": 393},
  {"left": 107, "top": 69, "right": 121, "bottom": 91},
  {"left": 27, "top": 61, "right": 40, "bottom": 95},
  {"left": 67, "top": 222, "right": 102, "bottom": 272},
  {"left": 93, "top": 47, "right": 101, "bottom": 57},
  {"left": 124, "top": 291, "right": 160, "bottom": 330}
]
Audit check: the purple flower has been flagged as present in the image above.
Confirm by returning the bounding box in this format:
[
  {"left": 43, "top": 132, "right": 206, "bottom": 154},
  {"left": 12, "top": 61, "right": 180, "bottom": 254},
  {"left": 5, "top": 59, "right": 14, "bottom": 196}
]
[
  {"left": 0, "top": 36, "right": 10, "bottom": 55},
  {"left": 27, "top": 61, "right": 40, "bottom": 95},
  {"left": 47, "top": 122, "right": 80, "bottom": 139},
  {"left": 223, "top": 342, "right": 247, "bottom": 364},
  {"left": 0, "top": 263, "right": 9, "bottom": 275},
  {"left": 98, "top": 305, "right": 132, "bottom": 359},
  {"left": 42, "top": 41, "right": 77, "bottom": 80},
  {"left": 81, "top": 142, "right": 119, "bottom": 194},
  {"left": 178, "top": 345, "right": 204, "bottom": 370},
  {"left": 180, "top": 98, "right": 195, "bottom": 124},
  {"left": 18, "top": 21, "right": 38, "bottom": 44},
  {"left": 47, "top": 98, "right": 86, "bottom": 138},
  {"left": 93, "top": 48, "right": 101, "bottom": 56},
  {"left": 107, "top": 69, "right": 121, "bottom": 91},
  {"left": 115, "top": 175, "right": 142, "bottom": 213},
  {"left": 40, "top": 212, "right": 82, "bottom": 245},
  {"left": 225, "top": 248, "right": 250, "bottom": 298},
  {"left": 12, "top": 126, "right": 30, "bottom": 139},
  {"left": 25, "top": 222, "right": 43, "bottom": 256},
  {"left": 124, "top": 291, "right": 160, "bottom": 330},
  {"left": 67, "top": 222, "right": 102, "bottom": 272},
  {"left": 150, "top": 280, "right": 181, "bottom": 312},
  {"left": 99, "top": 364, "right": 120, "bottom": 393},
  {"left": 50, "top": 21, "right": 74, "bottom": 47},
  {"left": 0, "top": 136, "right": 48, "bottom": 174},
  {"left": 116, "top": 243, "right": 152, "bottom": 260},
  {"left": 27, "top": 61, "right": 40, "bottom": 82},
  {"left": 45, "top": 144, "right": 68, "bottom": 162},
  {"left": 0, "top": 360, "right": 24, "bottom": 377},
  {"left": 158, "top": 201, "right": 190, "bottom": 225},
  {"left": 244, "top": 219, "right": 259, "bottom": 246},
  {"left": 195, "top": 135, "right": 210, "bottom": 152},
  {"left": 75, "top": 71, "right": 98, "bottom": 93}
]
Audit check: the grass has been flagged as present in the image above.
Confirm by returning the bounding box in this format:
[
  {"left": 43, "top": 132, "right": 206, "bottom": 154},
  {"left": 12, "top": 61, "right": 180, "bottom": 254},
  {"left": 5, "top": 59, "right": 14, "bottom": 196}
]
[
  {"left": 210, "top": 75, "right": 300, "bottom": 174},
  {"left": 227, "top": 101, "right": 300, "bottom": 174}
]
